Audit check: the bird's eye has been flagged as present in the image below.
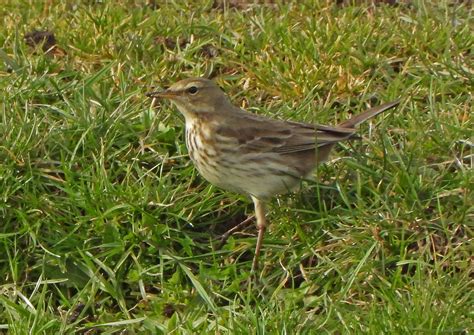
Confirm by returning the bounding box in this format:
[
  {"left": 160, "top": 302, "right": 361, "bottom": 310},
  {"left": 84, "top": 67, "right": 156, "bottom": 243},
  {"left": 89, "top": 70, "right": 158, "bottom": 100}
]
[{"left": 187, "top": 86, "right": 198, "bottom": 94}]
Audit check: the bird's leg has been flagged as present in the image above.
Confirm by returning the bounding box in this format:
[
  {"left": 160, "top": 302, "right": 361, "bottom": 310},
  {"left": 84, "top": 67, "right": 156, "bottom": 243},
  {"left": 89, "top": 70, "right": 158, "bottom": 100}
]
[
  {"left": 251, "top": 196, "right": 267, "bottom": 273},
  {"left": 216, "top": 214, "right": 255, "bottom": 249}
]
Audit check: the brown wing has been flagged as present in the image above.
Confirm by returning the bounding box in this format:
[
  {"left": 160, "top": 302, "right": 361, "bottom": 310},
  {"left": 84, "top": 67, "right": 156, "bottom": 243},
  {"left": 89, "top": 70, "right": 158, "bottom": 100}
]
[
  {"left": 215, "top": 109, "right": 356, "bottom": 155},
  {"left": 216, "top": 99, "right": 400, "bottom": 155},
  {"left": 272, "top": 120, "right": 356, "bottom": 154}
]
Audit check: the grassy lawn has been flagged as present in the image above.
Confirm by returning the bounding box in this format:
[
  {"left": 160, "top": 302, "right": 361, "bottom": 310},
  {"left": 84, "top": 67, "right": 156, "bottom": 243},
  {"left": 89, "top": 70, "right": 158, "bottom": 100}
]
[{"left": 0, "top": 1, "right": 472, "bottom": 333}]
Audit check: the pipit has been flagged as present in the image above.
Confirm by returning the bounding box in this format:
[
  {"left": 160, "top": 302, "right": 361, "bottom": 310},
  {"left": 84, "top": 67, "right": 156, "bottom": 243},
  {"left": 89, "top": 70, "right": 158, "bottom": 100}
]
[{"left": 146, "top": 78, "right": 400, "bottom": 272}]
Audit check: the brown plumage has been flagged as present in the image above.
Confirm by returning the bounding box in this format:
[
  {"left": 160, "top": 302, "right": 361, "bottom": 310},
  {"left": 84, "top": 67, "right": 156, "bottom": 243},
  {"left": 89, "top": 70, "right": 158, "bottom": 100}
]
[{"left": 147, "top": 77, "right": 400, "bottom": 273}]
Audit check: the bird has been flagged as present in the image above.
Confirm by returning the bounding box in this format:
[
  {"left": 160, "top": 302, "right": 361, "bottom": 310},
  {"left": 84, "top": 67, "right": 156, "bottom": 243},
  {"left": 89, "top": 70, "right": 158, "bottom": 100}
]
[{"left": 146, "top": 77, "right": 400, "bottom": 273}]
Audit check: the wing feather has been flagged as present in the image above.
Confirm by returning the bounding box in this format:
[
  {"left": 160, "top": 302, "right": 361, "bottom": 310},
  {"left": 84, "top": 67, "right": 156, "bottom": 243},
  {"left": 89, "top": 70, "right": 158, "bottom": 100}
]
[
  {"left": 213, "top": 100, "right": 398, "bottom": 155},
  {"left": 215, "top": 112, "right": 357, "bottom": 155}
]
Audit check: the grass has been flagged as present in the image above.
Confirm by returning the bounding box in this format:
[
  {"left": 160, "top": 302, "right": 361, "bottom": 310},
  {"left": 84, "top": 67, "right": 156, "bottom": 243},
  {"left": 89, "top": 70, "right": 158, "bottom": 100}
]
[{"left": 0, "top": 0, "right": 472, "bottom": 333}]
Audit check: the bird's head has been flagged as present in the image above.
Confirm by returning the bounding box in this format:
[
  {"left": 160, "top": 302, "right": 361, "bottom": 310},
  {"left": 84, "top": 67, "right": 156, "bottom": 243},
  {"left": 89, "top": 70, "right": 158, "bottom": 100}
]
[{"left": 146, "top": 78, "right": 231, "bottom": 118}]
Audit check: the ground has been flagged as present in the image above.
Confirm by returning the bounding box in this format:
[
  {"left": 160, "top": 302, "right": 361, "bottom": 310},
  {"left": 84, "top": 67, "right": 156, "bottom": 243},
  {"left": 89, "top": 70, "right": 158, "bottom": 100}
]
[{"left": 0, "top": 1, "right": 472, "bottom": 334}]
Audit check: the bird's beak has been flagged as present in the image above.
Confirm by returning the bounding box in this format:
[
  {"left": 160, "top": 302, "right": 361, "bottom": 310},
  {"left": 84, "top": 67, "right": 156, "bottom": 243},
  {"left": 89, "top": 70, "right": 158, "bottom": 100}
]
[{"left": 145, "top": 89, "right": 178, "bottom": 99}]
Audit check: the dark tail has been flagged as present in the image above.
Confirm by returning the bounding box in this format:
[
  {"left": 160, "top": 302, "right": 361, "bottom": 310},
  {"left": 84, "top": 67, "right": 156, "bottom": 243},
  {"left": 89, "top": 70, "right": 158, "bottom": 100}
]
[{"left": 339, "top": 99, "right": 401, "bottom": 128}]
